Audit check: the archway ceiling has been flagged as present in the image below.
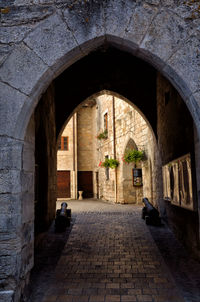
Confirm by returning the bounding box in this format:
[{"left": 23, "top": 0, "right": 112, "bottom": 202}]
[{"left": 55, "top": 47, "right": 157, "bottom": 137}]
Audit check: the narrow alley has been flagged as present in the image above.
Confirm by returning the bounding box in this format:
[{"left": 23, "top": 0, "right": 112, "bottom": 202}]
[{"left": 28, "top": 200, "right": 200, "bottom": 302}]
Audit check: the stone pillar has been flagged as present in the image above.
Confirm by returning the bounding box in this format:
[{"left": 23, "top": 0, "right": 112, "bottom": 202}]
[
  {"left": 194, "top": 125, "right": 200, "bottom": 241},
  {"left": 0, "top": 115, "right": 35, "bottom": 302},
  {"left": 74, "top": 113, "right": 78, "bottom": 199},
  {"left": 0, "top": 138, "right": 23, "bottom": 302}
]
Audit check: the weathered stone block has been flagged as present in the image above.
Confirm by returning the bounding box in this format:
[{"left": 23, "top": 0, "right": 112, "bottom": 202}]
[
  {"left": 192, "top": 91, "right": 200, "bottom": 109},
  {"left": 14, "top": 0, "right": 32, "bottom": 4},
  {"left": 0, "top": 44, "right": 13, "bottom": 66},
  {"left": 22, "top": 192, "right": 34, "bottom": 223},
  {"left": 0, "top": 291, "right": 14, "bottom": 302},
  {"left": 24, "top": 13, "right": 80, "bottom": 71},
  {"left": 0, "top": 253, "right": 19, "bottom": 279},
  {"left": 24, "top": 114, "right": 35, "bottom": 144},
  {"left": 63, "top": 2, "right": 105, "bottom": 54},
  {"left": 140, "top": 10, "right": 194, "bottom": 62},
  {"left": 0, "top": 25, "right": 32, "bottom": 44},
  {"left": 0, "top": 4, "right": 55, "bottom": 26},
  {"left": 187, "top": 92, "right": 200, "bottom": 134},
  {"left": 0, "top": 0, "right": 15, "bottom": 6},
  {"left": 0, "top": 43, "right": 50, "bottom": 95},
  {"left": 33, "top": 0, "right": 54, "bottom": 4},
  {"left": 0, "top": 83, "right": 28, "bottom": 137},
  {"left": 0, "top": 169, "right": 21, "bottom": 194},
  {"left": 0, "top": 238, "right": 21, "bottom": 254},
  {"left": 0, "top": 193, "right": 21, "bottom": 214},
  {"left": 0, "top": 137, "right": 23, "bottom": 170},
  {"left": 20, "top": 240, "right": 34, "bottom": 276},
  {"left": 162, "top": 64, "right": 192, "bottom": 102},
  {"left": 123, "top": 3, "right": 158, "bottom": 47},
  {"left": 21, "top": 171, "right": 34, "bottom": 193},
  {"left": 21, "top": 221, "right": 34, "bottom": 244},
  {"left": 146, "top": 0, "right": 160, "bottom": 4},
  {"left": 164, "top": 34, "right": 200, "bottom": 94},
  {"left": 0, "top": 214, "right": 21, "bottom": 233},
  {"left": 22, "top": 142, "right": 35, "bottom": 172}
]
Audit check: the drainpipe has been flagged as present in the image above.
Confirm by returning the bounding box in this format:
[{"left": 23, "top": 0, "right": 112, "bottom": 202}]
[
  {"left": 112, "top": 96, "right": 117, "bottom": 203},
  {"left": 73, "top": 113, "right": 78, "bottom": 199}
]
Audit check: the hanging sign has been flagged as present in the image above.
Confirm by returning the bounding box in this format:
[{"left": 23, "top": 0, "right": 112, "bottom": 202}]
[{"left": 133, "top": 168, "right": 143, "bottom": 186}]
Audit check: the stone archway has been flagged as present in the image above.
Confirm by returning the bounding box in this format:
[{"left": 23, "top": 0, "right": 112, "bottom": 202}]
[
  {"left": 122, "top": 138, "right": 141, "bottom": 204},
  {"left": 1, "top": 2, "right": 200, "bottom": 301}
]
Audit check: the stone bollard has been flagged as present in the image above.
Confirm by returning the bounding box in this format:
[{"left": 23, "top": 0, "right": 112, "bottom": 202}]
[{"left": 78, "top": 191, "right": 83, "bottom": 200}]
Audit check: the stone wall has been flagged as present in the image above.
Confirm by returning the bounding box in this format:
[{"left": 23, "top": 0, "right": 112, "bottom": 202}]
[
  {"left": 57, "top": 117, "right": 75, "bottom": 198},
  {"left": 77, "top": 106, "right": 97, "bottom": 172},
  {"left": 96, "top": 94, "right": 157, "bottom": 204},
  {"left": 35, "top": 83, "right": 57, "bottom": 235},
  {"left": 57, "top": 118, "right": 74, "bottom": 172},
  {"left": 157, "top": 72, "right": 200, "bottom": 258},
  {"left": 0, "top": 117, "right": 35, "bottom": 302}
]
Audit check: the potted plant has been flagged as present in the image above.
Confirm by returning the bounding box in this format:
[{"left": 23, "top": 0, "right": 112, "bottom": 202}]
[
  {"left": 99, "top": 157, "right": 119, "bottom": 169},
  {"left": 123, "top": 149, "right": 145, "bottom": 187},
  {"left": 97, "top": 129, "right": 108, "bottom": 140},
  {"left": 123, "top": 149, "right": 144, "bottom": 167}
]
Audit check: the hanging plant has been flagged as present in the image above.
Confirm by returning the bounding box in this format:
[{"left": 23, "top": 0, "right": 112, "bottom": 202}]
[
  {"left": 97, "top": 129, "right": 108, "bottom": 140},
  {"left": 123, "top": 149, "right": 145, "bottom": 167},
  {"left": 99, "top": 157, "right": 119, "bottom": 169}
]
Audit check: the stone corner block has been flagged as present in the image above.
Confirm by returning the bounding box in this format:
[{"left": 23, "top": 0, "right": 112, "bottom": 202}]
[
  {"left": 63, "top": 2, "right": 104, "bottom": 50},
  {"left": 0, "top": 82, "right": 29, "bottom": 138},
  {"left": 24, "top": 13, "right": 80, "bottom": 71},
  {"left": 164, "top": 34, "right": 200, "bottom": 95},
  {"left": 0, "top": 169, "right": 21, "bottom": 194},
  {"left": 0, "top": 43, "right": 49, "bottom": 96},
  {"left": 140, "top": 10, "right": 194, "bottom": 63},
  {"left": 0, "top": 290, "right": 14, "bottom": 302}
]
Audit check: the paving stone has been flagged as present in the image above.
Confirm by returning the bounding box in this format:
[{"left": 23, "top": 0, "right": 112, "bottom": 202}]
[
  {"left": 89, "top": 296, "right": 104, "bottom": 302},
  {"left": 137, "top": 294, "right": 153, "bottom": 301},
  {"left": 121, "top": 295, "right": 137, "bottom": 301},
  {"left": 105, "top": 295, "right": 120, "bottom": 301},
  {"left": 28, "top": 200, "right": 199, "bottom": 302}
]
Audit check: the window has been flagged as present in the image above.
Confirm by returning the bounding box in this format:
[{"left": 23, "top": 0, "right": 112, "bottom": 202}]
[
  {"left": 58, "top": 136, "right": 69, "bottom": 150},
  {"left": 104, "top": 112, "right": 108, "bottom": 131},
  {"left": 105, "top": 155, "right": 109, "bottom": 180}
]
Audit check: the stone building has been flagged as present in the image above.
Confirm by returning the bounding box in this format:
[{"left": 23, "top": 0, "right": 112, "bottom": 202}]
[
  {"left": 1, "top": 1, "right": 200, "bottom": 301},
  {"left": 57, "top": 94, "right": 156, "bottom": 205}
]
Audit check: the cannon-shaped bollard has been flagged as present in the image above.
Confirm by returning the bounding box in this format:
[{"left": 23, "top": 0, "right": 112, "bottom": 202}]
[
  {"left": 142, "top": 198, "right": 161, "bottom": 226},
  {"left": 55, "top": 202, "right": 71, "bottom": 232}
]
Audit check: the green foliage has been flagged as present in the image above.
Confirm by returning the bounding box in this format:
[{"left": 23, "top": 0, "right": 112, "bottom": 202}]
[
  {"left": 97, "top": 129, "right": 108, "bottom": 140},
  {"left": 101, "top": 158, "right": 119, "bottom": 169},
  {"left": 123, "top": 149, "right": 144, "bottom": 165}
]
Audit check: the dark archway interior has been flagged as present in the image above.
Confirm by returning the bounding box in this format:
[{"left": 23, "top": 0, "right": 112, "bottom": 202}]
[
  {"left": 55, "top": 47, "right": 157, "bottom": 137},
  {"left": 34, "top": 46, "right": 199, "bottom": 256}
]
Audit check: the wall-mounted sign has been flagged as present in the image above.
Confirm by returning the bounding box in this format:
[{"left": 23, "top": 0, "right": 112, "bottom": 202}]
[
  {"left": 133, "top": 168, "right": 143, "bottom": 187},
  {"left": 162, "top": 153, "right": 194, "bottom": 211}
]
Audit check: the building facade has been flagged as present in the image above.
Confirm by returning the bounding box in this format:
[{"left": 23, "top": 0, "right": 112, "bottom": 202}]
[{"left": 57, "top": 93, "right": 157, "bottom": 205}]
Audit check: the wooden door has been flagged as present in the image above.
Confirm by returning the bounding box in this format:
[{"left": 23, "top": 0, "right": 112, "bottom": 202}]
[
  {"left": 78, "top": 171, "right": 93, "bottom": 198},
  {"left": 57, "top": 171, "right": 71, "bottom": 198}
]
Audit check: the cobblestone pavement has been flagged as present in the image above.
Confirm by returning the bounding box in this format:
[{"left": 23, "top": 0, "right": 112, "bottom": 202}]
[
  {"left": 37, "top": 200, "right": 186, "bottom": 302},
  {"left": 27, "top": 199, "right": 200, "bottom": 302},
  {"left": 148, "top": 224, "right": 200, "bottom": 302}
]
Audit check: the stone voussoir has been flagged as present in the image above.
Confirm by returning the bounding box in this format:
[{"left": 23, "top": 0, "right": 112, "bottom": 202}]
[{"left": 24, "top": 12, "right": 81, "bottom": 70}]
